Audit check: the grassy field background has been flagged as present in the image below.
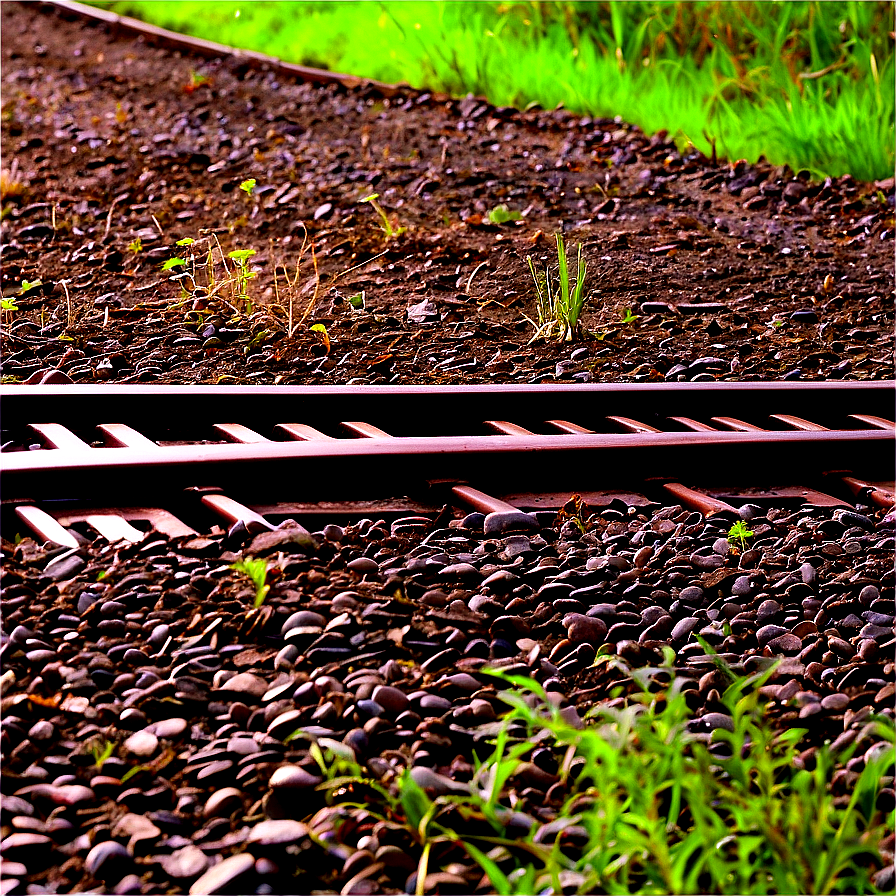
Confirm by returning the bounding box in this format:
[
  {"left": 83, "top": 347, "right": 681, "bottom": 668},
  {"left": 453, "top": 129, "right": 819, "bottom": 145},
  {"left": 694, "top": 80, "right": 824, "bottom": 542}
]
[{"left": 91, "top": 1, "right": 893, "bottom": 182}]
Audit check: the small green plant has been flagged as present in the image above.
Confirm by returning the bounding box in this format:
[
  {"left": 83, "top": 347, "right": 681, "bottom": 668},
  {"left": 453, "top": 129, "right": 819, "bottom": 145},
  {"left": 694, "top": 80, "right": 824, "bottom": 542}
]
[
  {"left": 120, "top": 764, "right": 150, "bottom": 784},
  {"left": 231, "top": 556, "right": 270, "bottom": 608},
  {"left": 19, "top": 279, "right": 41, "bottom": 295},
  {"left": 525, "top": 232, "right": 588, "bottom": 342},
  {"left": 184, "top": 69, "right": 209, "bottom": 93},
  {"left": 360, "top": 193, "right": 407, "bottom": 239},
  {"left": 89, "top": 739, "right": 115, "bottom": 768},
  {"left": 176, "top": 237, "right": 195, "bottom": 247},
  {"left": 1, "top": 297, "right": 19, "bottom": 318},
  {"left": 488, "top": 203, "right": 522, "bottom": 224},
  {"left": 300, "top": 658, "right": 894, "bottom": 896},
  {"left": 239, "top": 178, "right": 256, "bottom": 198},
  {"left": 310, "top": 322, "right": 330, "bottom": 353},
  {"left": 160, "top": 257, "right": 186, "bottom": 271},
  {"left": 728, "top": 520, "right": 754, "bottom": 552},
  {"left": 227, "top": 248, "right": 257, "bottom": 304},
  {"left": 620, "top": 306, "right": 639, "bottom": 324},
  {"left": 127, "top": 236, "right": 143, "bottom": 254}
]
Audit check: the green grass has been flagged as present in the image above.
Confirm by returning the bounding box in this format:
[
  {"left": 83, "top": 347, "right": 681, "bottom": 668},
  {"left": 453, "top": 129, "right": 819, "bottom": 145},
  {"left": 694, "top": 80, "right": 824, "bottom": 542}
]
[
  {"left": 526, "top": 233, "right": 588, "bottom": 342},
  {"left": 295, "top": 657, "right": 894, "bottom": 895},
  {"left": 90, "top": 1, "right": 893, "bottom": 180}
]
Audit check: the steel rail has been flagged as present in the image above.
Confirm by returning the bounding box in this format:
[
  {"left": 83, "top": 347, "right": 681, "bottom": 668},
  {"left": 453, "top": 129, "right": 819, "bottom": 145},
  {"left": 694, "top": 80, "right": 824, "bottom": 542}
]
[
  {"left": 1, "top": 381, "right": 892, "bottom": 432},
  {"left": 2, "top": 429, "right": 891, "bottom": 501},
  {"left": 2, "top": 383, "right": 893, "bottom": 544}
]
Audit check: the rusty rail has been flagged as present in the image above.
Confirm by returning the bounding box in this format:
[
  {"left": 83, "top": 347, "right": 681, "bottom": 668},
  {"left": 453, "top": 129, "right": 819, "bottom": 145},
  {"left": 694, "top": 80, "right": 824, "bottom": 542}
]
[{"left": 1, "top": 382, "right": 893, "bottom": 545}]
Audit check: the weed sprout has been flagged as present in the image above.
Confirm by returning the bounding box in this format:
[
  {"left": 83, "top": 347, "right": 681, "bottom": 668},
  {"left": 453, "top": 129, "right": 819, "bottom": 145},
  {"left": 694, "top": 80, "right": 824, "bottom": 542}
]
[
  {"left": 231, "top": 556, "right": 270, "bottom": 608},
  {"left": 525, "top": 233, "right": 588, "bottom": 342},
  {"left": 360, "top": 193, "right": 407, "bottom": 239}
]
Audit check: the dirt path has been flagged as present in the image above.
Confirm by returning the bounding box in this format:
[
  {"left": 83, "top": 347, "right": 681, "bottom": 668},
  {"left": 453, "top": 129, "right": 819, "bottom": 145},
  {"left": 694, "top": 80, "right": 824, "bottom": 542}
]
[{"left": 2, "top": 1, "right": 893, "bottom": 385}]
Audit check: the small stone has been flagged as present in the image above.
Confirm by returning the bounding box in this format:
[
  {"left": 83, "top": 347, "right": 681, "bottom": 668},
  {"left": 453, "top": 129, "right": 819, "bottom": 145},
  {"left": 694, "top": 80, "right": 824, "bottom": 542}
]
[
  {"left": 85, "top": 840, "right": 133, "bottom": 882},
  {"left": 269, "top": 765, "right": 321, "bottom": 791},
  {"left": 757, "top": 600, "right": 783, "bottom": 621},
  {"left": 0, "top": 833, "right": 53, "bottom": 864},
  {"left": 123, "top": 730, "right": 158, "bottom": 758},
  {"left": 821, "top": 693, "right": 849, "bottom": 712},
  {"left": 281, "top": 611, "right": 326, "bottom": 635},
  {"left": 767, "top": 633, "right": 802, "bottom": 654},
  {"left": 248, "top": 520, "right": 317, "bottom": 555},
  {"left": 203, "top": 788, "right": 244, "bottom": 819},
  {"left": 43, "top": 553, "right": 86, "bottom": 581},
  {"left": 215, "top": 673, "right": 268, "bottom": 700},
  {"left": 701, "top": 712, "right": 734, "bottom": 731},
  {"left": 246, "top": 819, "right": 309, "bottom": 847},
  {"left": 483, "top": 511, "right": 539, "bottom": 536},
  {"left": 111, "top": 813, "right": 161, "bottom": 853},
  {"left": 160, "top": 845, "right": 210, "bottom": 881},
  {"left": 145, "top": 718, "right": 188, "bottom": 739},
  {"left": 347, "top": 557, "right": 379, "bottom": 575},
  {"left": 671, "top": 617, "right": 700, "bottom": 641},
  {"left": 563, "top": 613, "right": 607, "bottom": 644},
  {"left": 757, "top": 624, "right": 789, "bottom": 647},
  {"left": 372, "top": 685, "right": 410, "bottom": 716},
  {"left": 409, "top": 766, "right": 470, "bottom": 797},
  {"left": 439, "top": 562, "right": 482, "bottom": 582},
  {"left": 189, "top": 853, "right": 256, "bottom": 895}
]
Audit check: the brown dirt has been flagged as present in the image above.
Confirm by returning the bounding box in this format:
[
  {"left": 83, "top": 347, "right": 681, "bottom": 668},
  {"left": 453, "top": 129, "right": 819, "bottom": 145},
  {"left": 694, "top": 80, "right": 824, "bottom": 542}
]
[{"left": 1, "top": 1, "right": 894, "bottom": 385}]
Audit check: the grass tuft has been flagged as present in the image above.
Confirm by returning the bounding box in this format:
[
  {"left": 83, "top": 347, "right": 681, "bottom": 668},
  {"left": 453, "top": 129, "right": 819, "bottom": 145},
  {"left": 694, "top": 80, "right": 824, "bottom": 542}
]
[
  {"left": 297, "top": 657, "right": 894, "bottom": 895},
  {"left": 526, "top": 233, "right": 588, "bottom": 342}
]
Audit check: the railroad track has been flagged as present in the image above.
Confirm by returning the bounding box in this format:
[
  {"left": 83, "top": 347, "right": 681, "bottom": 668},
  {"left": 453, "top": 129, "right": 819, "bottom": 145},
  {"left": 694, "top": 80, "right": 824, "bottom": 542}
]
[{"left": 1, "top": 382, "right": 893, "bottom": 546}]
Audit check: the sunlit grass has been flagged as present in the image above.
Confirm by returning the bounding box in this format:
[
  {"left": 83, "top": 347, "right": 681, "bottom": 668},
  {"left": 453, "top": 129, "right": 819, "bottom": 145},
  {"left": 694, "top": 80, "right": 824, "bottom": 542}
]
[
  {"left": 299, "top": 658, "right": 895, "bottom": 895},
  {"left": 90, "top": 1, "right": 893, "bottom": 180}
]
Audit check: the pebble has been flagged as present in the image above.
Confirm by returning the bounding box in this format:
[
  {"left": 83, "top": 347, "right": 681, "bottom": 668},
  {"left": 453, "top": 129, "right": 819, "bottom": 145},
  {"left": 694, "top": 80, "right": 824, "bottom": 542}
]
[
  {"left": 269, "top": 765, "right": 322, "bottom": 791},
  {"left": 563, "top": 614, "right": 607, "bottom": 644},
  {"left": 84, "top": 840, "right": 133, "bottom": 882},
  {"left": 246, "top": 819, "right": 309, "bottom": 847},
  {"left": 483, "top": 511, "right": 539, "bottom": 536},
  {"left": 671, "top": 617, "right": 700, "bottom": 641},
  {"left": 123, "top": 730, "right": 158, "bottom": 757},
  {"left": 189, "top": 853, "right": 256, "bottom": 896},
  {"left": 159, "top": 846, "right": 210, "bottom": 881}
]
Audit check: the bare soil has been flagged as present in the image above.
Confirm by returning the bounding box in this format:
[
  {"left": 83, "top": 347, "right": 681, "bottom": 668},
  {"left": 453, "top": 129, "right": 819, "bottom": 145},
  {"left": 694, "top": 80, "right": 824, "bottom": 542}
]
[{"left": 1, "top": 1, "right": 894, "bottom": 385}]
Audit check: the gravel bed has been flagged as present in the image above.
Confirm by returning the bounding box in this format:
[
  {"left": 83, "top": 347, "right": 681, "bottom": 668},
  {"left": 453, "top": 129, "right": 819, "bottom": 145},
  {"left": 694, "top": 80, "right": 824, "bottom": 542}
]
[
  {"left": 1, "top": 500, "right": 894, "bottom": 893},
  {"left": 1, "top": 2, "right": 894, "bottom": 386}
]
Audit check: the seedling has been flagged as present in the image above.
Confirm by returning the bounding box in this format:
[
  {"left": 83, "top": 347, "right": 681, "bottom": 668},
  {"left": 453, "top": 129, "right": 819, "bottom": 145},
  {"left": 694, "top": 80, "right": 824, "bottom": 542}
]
[
  {"left": 227, "top": 249, "right": 257, "bottom": 305},
  {"left": 19, "top": 279, "right": 41, "bottom": 295},
  {"left": 239, "top": 178, "right": 256, "bottom": 198},
  {"left": 310, "top": 322, "right": 330, "bottom": 353},
  {"left": 89, "top": 739, "right": 115, "bottom": 768},
  {"left": 360, "top": 193, "right": 407, "bottom": 239},
  {"left": 620, "top": 307, "right": 639, "bottom": 324},
  {"left": 1, "top": 296, "right": 19, "bottom": 329},
  {"left": 488, "top": 203, "right": 522, "bottom": 224},
  {"left": 160, "top": 257, "right": 186, "bottom": 271},
  {"left": 525, "top": 233, "right": 588, "bottom": 342},
  {"left": 728, "top": 520, "right": 754, "bottom": 551},
  {"left": 176, "top": 237, "right": 195, "bottom": 247},
  {"left": 231, "top": 556, "right": 270, "bottom": 608},
  {"left": 184, "top": 70, "right": 209, "bottom": 93},
  {"left": 127, "top": 236, "right": 143, "bottom": 254}
]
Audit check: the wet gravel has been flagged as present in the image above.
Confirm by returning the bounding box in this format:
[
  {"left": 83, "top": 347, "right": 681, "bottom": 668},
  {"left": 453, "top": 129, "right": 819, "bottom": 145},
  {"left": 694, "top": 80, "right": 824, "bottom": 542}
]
[
  {"left": 2, "top": 501, "right": 894, "bottom": 893},
  {"left": 1, "top": 1, "right": 894, "bottom": 386}
]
